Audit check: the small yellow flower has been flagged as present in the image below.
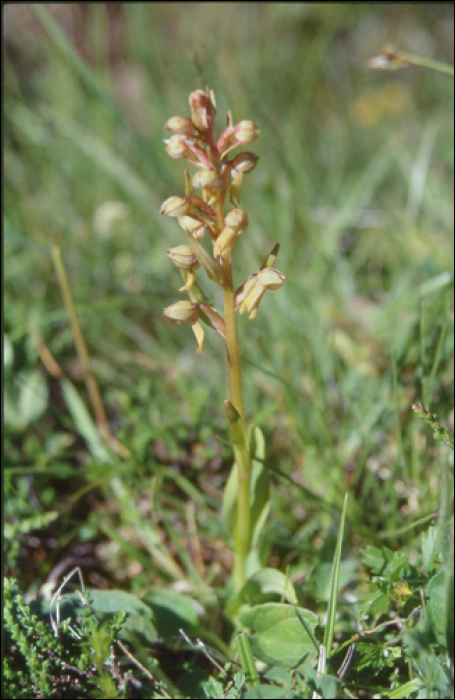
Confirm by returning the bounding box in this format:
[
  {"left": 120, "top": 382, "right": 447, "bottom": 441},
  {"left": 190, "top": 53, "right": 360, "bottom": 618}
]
[
  {"left": 235, "top": 268, "right": 285, "bottom": 319},
  {"left": 213, "top": 226, "right": 238, "bottom": 259},
  {"left": 163, "top": 300, "right": 204, "bottom": 353},
  {"left": 166, "top": 245, "right": 200, "bottom": 291},
  {"left": 213, "top": 210, "right": 249, "bottom": 259}
]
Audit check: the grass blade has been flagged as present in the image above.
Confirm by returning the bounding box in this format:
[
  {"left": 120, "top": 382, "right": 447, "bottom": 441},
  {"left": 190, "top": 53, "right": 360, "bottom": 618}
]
[
  {"left": 323, "top": 492, "right": 348, "bottom": 658},
  {"left": 236, "top": 630, "right": 259, "bottom": 688}
]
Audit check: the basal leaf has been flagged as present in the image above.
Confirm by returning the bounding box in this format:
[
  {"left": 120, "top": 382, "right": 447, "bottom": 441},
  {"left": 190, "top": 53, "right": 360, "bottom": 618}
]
[
  {"left": 241, "top": 568, "right": 298, "bottom": 606},
  {"left": 240, "top": 603, "right": 319, "bottom": 669}
]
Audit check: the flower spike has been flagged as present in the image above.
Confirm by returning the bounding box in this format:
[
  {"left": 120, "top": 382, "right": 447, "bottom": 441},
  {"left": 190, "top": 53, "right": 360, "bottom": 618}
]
[{"left": 161, "top": 88, "right": 284, "bottom": 593}]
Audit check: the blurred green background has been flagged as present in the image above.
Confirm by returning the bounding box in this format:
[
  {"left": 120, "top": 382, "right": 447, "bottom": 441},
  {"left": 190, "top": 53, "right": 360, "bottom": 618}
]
[{"left": 4, "top": 4, "right": 454, "bottom": 596}]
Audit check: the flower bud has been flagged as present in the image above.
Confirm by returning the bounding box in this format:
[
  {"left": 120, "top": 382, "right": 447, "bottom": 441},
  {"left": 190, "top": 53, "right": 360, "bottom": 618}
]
[
  {"left": 192, "top": 169, "right": 221, "bottom": 190},
  {"left": 185, "top": 195, "right": 216, "bottom": 219},
  {"left": 189, "top": 89, "right": 216, "bottom": 134},
  {"left": 165, "top": 116, "right": 198, "bottom": 136},
  {"left": 213, "top": 226, "right": 238, "bottom": 259},
  {"left": 163, "top": 301, "right": 205, "bottom": 353},
  {"left": 224, "top": 208, "right": 248, "bottom": 233},
  {"left": 216, "top": 126, "right": 236, "bottom": 153},
  {"left": 166, "top": 245, "right": 199, "bottom": 270},
  {"left": 186, "top": 141, "right": 213, "bottom": 170},
  {"left": 164, "top": 135, "right": 193, "bottom": 160},
  {"left": 178, "top": 216, "right": 206, "bottom": 238},
  {"left": 160, "top": 195, "right": 215, "bottom": 220},
  {"left": 233, "top": 120, "right": 260, "bottom": 145},
  {"left": 230, "top": 151, "right": 259, "bottom": 174},
  {"left": 160, "top": 196, "right": 191, "bottom": 218},
  {"left": 163, "top": 300, "right": 199, "bottom": 324}
]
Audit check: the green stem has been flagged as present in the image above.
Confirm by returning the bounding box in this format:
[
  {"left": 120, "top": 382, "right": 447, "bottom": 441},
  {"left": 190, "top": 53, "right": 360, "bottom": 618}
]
[
  {"left": 225, "top": 398, "right": 251, "bottom": 593},
  {"left": 223, "top": 258, "right": 251, "bottom": 592},
  {"left": 398, "top": 49, "right": 454, "bottom": 76},
  {"left": 215, "top": 196, "right": 251, "bottom": 591},
  {"left": 214, "top": 195, "right": 245, "bottom": 422},
  {"left": 235, "top": 462, "right": 251, "bottom": 591},
  {"left": 222, "top": 262, "right": 245, "bottom": 422}
]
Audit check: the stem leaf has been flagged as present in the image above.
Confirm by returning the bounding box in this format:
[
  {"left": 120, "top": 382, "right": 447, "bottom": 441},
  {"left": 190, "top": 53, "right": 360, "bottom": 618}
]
[
  {"left": 183, "top": 229, "right": 225, "bottom": 285},
  {"left": 222, "top": 423, "right": 270, "bottom": 558}
]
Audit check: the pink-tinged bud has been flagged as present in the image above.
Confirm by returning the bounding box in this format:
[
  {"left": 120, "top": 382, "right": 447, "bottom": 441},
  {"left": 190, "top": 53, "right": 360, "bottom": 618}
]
[
  {"left": 164, "top": 135, "right": 191, "bottom": 160},
  {"left": 184, "top": 195, "right": 216, "bottom": 219},
  {"left": 189, "top": 89, "right": 216, "bottom": 134},
  {"left": 165, "top": 116, "right": 197, "bottom": 136},
  {"left": 164, "top": 137, "right": 206, "bottom": 166},
  {"left": 166, "top": 245, "right": 199, "bottom": 270},
  {"left": 191, "top": 169, "right": 220, "bottom": 190},
  {"left": 233, "top": 120, "right": 260, "bottom": 145},
  {"left": 161, "top": 195, "right": 215, "bottom": 219},
  {"left": 230, "top": 151, "right": 259, "bottom": 174},
  {"left": 186, "top": 140, "right": 214, "bottom": 170},
  {"left": 163, "top": 300, "right": 199, "bottom": 324},
  {"left": 224, "top": 208, "right": 248, "bottom": 233},
  {"left": 216, "top": 126, "right": 236, "bottom": 153}
]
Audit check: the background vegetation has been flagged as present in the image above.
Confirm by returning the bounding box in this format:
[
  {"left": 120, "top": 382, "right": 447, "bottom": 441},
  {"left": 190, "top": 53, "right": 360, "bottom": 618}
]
[{"left": 4, "top": 4, "right": 454, "bottom": 698}]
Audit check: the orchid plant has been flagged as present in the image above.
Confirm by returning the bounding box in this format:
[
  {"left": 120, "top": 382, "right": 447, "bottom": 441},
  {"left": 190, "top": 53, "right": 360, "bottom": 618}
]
[{"left": 160, "top": 88, "right": 285, "bottom": 592}]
